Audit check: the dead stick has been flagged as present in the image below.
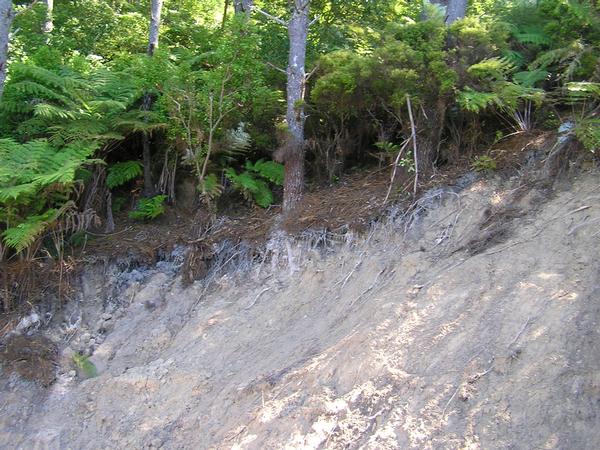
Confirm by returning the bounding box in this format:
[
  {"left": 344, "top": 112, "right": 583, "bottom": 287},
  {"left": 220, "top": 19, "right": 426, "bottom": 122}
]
[
  {"left": 383, "top": 139, "right": 410, "bottom": 205},
  {"left": 406, "top": 94, "right": 419, "bottom": 197},
  {"left": 508, "top": 316, "right": 532, "bottom": 348},
  {"left": 245, "top": 288, "right": 270, "bottom": 310}
]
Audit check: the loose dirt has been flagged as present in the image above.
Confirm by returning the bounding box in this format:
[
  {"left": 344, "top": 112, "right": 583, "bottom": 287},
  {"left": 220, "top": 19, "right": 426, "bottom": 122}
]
[{"left": 1, "top": 162, "right": 600, "bottom": 449}]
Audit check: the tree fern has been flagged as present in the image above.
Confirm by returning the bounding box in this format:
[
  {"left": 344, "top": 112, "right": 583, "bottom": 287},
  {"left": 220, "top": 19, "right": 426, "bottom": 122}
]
[
  {"left": 1, "top": 62, "right": 149, "bottom": 145},
  {"left": 0, "top": 139, "right": 99, "bottom": 202}
]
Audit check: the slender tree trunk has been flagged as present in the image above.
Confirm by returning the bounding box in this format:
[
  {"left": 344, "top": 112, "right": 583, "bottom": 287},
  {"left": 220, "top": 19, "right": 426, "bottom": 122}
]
[
  {"left": 142, "top": 0, "right": 163, "bottom": 197},
  {"left": 283, "top": 0, "right": 309, "bottom": 212},
  {"left": 222, "top": 0, "right": 230, "bottom": 28},
  {"left": 445, "top": 0, "right": 466, "bottom": 24},
  {"left": 42, "top": 0, "right": 53, "bottom": 35},
  {"left": 0, "top": 0, "right": 14, "bottom": 100},
  {"left": 234, "top": 0, "right": 252, "bottom": 15},
  {"left": 430, "top": 0, "right": 466, "bottom": 24}
]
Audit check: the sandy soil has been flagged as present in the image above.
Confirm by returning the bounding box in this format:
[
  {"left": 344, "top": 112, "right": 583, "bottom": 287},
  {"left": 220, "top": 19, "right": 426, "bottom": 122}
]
[{"left": 1, "top": 166, "right": 600, "bottom": 449}]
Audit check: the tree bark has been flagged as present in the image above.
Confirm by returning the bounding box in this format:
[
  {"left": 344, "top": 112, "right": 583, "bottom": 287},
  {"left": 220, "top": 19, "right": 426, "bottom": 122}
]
[
  {"left": 42, "top": 0, "right": 53, "bottom": 35},
  {"left": 0, "top": 0, "right": 14, "bottom": 100},
  {"left": 430, "top": 0, "right": 466, "bottom": 24},
  {"left": 142, "top": 0, "right": 163, "bottom": 197},
  {"left": 445, "top": 0, "right": 466, "bottom": 24},
  {"left": 234, "top": 0, "right": 253, "bottom": 15},
  {"left": 283, "top": 0, "right": 309, "bottom": 212},
  {"left": 147, "top": 0, "right": 162, "bottom": 57}
]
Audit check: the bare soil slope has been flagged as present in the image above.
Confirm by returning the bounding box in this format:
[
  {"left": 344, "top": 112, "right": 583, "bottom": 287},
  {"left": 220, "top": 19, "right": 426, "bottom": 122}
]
[{"left": 2, "top": 168, "right": 600, "bottom": 449}]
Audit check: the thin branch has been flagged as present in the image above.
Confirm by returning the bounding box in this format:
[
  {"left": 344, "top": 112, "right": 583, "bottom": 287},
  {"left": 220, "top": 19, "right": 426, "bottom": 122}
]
[
  {"left": 383, "top": 139, "right": 410, "bottom": 205},
  {"left": 305, "top": 63, "right": 320, "bottom": 82},
  {"left": 406, "top": 95, "right": 419, "bottom": 197},
  {"left": 309, "top": 15, "right": 319, "bottom": 27},
  {"left": 15, "top": 0, "right": 39, "bottom": 17},
  {"left": 265, "top": 61, "right": 287, "bottom": 75},
  {"left": 251, "top": 6, "right": 287, "bottom": 26}
]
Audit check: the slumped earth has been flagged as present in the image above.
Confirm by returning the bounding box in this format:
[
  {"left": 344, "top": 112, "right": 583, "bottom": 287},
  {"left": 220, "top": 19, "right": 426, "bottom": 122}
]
[{"left": 2, "top": 169, "right": 600, "bottom": 449}]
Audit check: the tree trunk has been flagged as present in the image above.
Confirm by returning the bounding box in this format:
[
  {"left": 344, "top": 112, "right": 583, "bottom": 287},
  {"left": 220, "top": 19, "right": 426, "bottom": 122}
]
[
  {"left": 141, "top": 97, "right": 154, "bottom": 197},
  {"left": 0, "top": 0, "right": 14, "bottom": 100},
  {"left": 234, "top": 0, "right": 253, "bottom": 15},
  {"left": 42, "top": 0, "right": 53, "bottom": 35},
  {"left": 147, "top": 0, "right": 162, "bottom": 57},
  {"left": 142, "top": 0, "right": 163, "bottom": 197},
  {"left": 445, "top": 0, "right": 466, "bottom": 24},
  {"left": 416, "top": 98, "right": 447, "bottom": 176},
  {"left": 283, "top": 1, "right": 309, "bottom": 212}
]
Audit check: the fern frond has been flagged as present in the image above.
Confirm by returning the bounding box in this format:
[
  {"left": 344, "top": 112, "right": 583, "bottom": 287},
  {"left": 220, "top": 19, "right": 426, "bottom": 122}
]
[
  {"left": 106, "top": 161, "right": 143, "bottom": 189},
  {"left": 0, "top": 183, "right": 38, "bottom": 202},
  {"left": 0, "top": 139, "right": 99, "bottom": 202},
  {"left": 245, "top": 159, "right": 284, "bottom": 185},
  {"left": 456, "top": 87, "right": 499, "bottom": 113},
  {"left": 199, "top": 173, "right": 223, "bottom": 199},
  {"left": 225, "top": 168, "right": 274, "bottom": 208},
  {"left": 467, "top": 57, "right": 515, "bottom": 81},
  {"left": 565, "top": 82, "right": 600, "bottom": 103},
  {"left": 129, "top": 195, "right": 167, "bottom": 220},
  {"left": 2, "top": 209, "right": 59, "bottom": 252},
  {"left": 513, "top": 69, "right": 549, "bottom": 87},
  {"left": 513, "top": 26, "right": 551, "bottom": 46},
  {"left": 575, "top": 118, "right": 600, "bottom": 152},
  {"left": 502, "top": 50, "right": 526, "bottom": 68},
  {"left": 222, "top": 123, "right": 252, "bottom": 155}
]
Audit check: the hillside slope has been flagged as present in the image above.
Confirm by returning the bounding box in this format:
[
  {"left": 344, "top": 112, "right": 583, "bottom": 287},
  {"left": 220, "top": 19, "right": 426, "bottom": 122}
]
[{"left": 2, "top": 168, "right": 600, "bottom": 449}]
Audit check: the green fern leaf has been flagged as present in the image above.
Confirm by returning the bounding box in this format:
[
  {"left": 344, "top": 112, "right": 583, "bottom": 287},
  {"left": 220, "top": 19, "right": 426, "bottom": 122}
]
[
  {"left": 199, "top": 173, "right": 223, "bottom": 199},
  {"left": 225, "top": 168, "right": 274, "bottom": 208},
  {"left": 467, "top": 57, "right": 515, "bottom": 81},
  {"left": 2, "top": 209, "right": 59, "bottom": 252},
  {"left": 513, "top": 26, "right": 551, "bottom": 46},
  {"left": 456, "top": 87, "right": 499, "bottom": 113},
  {"left": 245, "top": 159, "right": 284, "bottom": 185},
  {"left": 107, "top": 161, "right": 143, "bottom": 189},
  {"left": 129, "top": 195, "right": 167, "bottom": 220},
  {"left": 513, "top": 69, "right": 549, "bottom": 88}
]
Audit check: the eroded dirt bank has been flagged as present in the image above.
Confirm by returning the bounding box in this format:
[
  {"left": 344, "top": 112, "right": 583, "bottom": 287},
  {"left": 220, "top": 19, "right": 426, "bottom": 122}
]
[{"left": 2, "top": 168, "right": 600, "bottom": 449}]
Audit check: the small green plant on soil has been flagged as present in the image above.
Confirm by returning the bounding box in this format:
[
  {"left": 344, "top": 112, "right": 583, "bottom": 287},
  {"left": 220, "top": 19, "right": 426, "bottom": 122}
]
[
  {"left": 129, "top": 195, "right": 167, "bottom": 220},
  {"left": 472, "top": 155, "right": 497, "bottom": 172},
  {"left": 72, "top": 353, "right": 98, "bottom": 379}
]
